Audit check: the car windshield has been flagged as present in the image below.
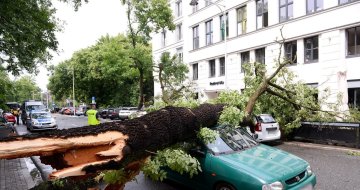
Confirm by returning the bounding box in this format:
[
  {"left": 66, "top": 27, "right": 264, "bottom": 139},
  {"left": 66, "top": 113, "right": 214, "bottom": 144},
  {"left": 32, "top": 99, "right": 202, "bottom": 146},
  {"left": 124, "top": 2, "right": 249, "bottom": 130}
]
[
  {"left": 206, "top": 126, "right": 258, "bottom": 155},
  {"left": 32, "top": 113, "right": 51, "bottom": 119},
  {"left": 258, "top": 115, "right": 276, "bottom": 123},
  {"left": 26, "top": 105, "right": 45, "bottom": 111}
]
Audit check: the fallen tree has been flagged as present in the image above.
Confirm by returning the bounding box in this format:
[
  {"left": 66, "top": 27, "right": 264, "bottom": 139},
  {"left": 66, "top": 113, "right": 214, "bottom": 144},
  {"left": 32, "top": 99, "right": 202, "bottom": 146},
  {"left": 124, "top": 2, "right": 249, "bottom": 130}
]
[{"left": 0, "top": 104, "right": 224, "bottom": 184}]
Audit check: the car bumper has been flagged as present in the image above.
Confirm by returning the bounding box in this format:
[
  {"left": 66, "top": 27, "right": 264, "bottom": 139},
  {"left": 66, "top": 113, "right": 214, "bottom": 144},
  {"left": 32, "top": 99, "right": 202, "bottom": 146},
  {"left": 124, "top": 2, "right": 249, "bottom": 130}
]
[
  {"left": 256, "top": 131, "right": 281, "bottom": 142},
  {"left": 31, "top": 124, "right": 58, "bottom": 131},
  {"left": 288, "top": 174, "right": 316, "bottom": 190}
]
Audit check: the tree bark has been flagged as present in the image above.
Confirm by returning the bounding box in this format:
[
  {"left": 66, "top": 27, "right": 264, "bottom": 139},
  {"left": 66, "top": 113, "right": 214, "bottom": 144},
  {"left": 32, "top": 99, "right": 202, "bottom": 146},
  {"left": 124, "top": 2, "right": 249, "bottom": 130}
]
[{"left": 0, "top": 104, "right": 224, "bottom": 181}]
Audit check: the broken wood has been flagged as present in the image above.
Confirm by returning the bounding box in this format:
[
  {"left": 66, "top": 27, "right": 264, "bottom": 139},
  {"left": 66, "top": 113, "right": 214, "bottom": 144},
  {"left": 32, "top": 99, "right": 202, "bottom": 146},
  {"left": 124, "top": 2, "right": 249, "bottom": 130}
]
[{"left": 0, "top": 104, "right": 224, "bottom": 181}]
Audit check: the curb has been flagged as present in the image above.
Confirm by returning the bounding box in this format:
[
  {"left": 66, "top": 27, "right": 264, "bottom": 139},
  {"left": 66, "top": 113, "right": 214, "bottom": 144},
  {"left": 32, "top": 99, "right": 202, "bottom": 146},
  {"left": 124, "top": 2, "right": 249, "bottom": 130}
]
[
  {"left": 283, "top": 141, "right": 360, "bottom": 153},
  {"left": 14, "top": 125, "right": 47, "bottom": 183}
]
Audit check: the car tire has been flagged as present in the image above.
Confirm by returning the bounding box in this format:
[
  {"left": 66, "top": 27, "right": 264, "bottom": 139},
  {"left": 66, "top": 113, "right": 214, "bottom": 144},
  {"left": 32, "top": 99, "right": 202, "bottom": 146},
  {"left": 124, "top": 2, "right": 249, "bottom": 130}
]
[{"left": 214, "top": 182, "right": 236, "bottom": 190}]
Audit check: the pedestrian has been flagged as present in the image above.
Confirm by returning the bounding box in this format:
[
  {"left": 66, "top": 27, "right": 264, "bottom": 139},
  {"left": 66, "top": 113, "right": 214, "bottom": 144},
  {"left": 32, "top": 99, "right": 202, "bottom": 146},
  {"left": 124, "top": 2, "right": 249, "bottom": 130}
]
[
  {"left": 12, "top": 107, "right": 20, "bottom": 125},
  {"left": 86, "top": 103, "right": 100, "bottom": 126}
]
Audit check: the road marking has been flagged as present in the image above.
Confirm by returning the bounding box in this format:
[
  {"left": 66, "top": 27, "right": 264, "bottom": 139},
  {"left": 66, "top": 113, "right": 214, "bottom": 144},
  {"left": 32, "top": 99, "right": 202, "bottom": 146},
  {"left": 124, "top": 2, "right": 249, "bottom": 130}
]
[{"left": 71, "top": 124, "right": 78, "bottom": 127}]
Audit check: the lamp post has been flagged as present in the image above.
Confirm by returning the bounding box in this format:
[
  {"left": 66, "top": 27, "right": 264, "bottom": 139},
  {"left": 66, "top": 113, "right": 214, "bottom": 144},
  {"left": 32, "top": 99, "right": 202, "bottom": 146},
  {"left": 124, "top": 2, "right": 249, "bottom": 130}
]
[
  {"left": 190, "top": 0, "right": 228, "bottom": 89},
  {"left": 72, "top": 65, "right": 76, "bottom": 116}
]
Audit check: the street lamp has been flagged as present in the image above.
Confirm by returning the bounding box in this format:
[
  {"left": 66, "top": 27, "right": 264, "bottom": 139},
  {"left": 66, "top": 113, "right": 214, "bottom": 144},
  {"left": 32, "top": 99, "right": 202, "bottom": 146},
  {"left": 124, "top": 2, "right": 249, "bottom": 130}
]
[
  {"left": 190, "top": 0, "right": 228, "bottom": 89},
  {"left": 72, "top": 65, "right": 76, "bottom": 116}
]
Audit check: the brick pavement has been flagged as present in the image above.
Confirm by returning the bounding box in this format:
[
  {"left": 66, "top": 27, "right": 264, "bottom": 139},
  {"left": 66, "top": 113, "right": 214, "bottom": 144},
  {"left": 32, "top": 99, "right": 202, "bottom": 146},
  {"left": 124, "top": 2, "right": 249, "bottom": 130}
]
[{"left": 0, "top": 158, "right": 35, "bottom": 190}]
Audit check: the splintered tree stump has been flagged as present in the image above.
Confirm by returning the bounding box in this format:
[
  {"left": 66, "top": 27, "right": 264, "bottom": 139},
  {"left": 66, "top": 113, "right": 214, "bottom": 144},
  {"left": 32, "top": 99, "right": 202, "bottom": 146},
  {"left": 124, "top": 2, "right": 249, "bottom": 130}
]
[{"left": 0, "top": 104, "right": 224, "bottom": 182}]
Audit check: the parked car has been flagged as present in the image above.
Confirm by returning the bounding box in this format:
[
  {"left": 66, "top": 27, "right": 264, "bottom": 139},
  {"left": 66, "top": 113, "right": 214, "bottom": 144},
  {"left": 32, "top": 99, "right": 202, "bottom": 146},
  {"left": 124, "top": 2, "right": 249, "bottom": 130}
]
[
  {"left": 75, "top": 109, "right": 84, "bottom": 116},
  {"left": 100, "top": 109, "right": 109, "bottom": 119},
  {"left": 118, "top": 107, "right": 138, "bottom": 120},
  {"left": 129, "top": 110, "right": 147, "bottom": 119},
  {"left": 59, "top": 107, "right": 68, "bottom": 114},
  {"left": 63, "top": 107, "right": 75, "bottom": 115},
  {"left": 249, "top": 114, "right": 281, "bottom": 142},
  {"left": 166, "top": 125, "right": 316, "bottom": 190},
  {"left": 0, "top": 117, "right": 15, "bottom": 138},
  {"left": 108, "top": 108, "right": 121, "bottom": 120},
  {"left": 26, "top": 111, "right": 58, "bottom": 132},
  {"left": 2, "top": 112, "right": 16, "bottom": 124}
]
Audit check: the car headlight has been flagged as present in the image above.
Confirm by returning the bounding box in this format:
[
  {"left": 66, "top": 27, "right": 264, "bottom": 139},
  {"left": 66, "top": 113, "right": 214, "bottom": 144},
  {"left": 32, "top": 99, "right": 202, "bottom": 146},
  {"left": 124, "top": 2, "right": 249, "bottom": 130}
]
[
  {"left": 32, "top": 119, "right": 39, "bottom": 125},
  {"left": 306, "top": 165, "right": 313, "bottom": 176},
  {"left": 51, "top": 118, "right": 56, "bottom": 125},
  {"left": 262, "top": 181, "right": 283, "bottom": 190}
]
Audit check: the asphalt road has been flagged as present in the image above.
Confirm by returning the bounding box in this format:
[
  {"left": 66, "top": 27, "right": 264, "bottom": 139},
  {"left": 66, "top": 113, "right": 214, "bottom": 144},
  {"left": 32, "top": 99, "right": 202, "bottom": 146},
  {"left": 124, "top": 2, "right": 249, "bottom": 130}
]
[{"left": 14, "top": 114, "right": 360, "bottom": 190}]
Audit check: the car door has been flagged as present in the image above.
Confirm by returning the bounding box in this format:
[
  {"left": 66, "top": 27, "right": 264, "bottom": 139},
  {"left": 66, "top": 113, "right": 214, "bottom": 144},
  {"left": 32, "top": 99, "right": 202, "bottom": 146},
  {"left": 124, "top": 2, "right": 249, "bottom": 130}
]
[{"left": 168, "top": 145, "right": 214, "bottom": 190}]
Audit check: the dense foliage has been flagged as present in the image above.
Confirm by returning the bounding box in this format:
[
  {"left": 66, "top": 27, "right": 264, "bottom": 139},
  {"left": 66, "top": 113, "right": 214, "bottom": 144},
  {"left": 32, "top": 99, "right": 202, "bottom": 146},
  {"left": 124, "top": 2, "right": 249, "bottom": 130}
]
[
  {"left": 47, "top": 34, "right": 151, "bottom": 107},
  {"left": 121, "top": 0, "right": 175, "bottom": 108},
  {"left": 0, "top": 0, "right": 59, "bottom": 75},
  {"left": 0, "top": 71, "right": 41, "bottom": 110}
]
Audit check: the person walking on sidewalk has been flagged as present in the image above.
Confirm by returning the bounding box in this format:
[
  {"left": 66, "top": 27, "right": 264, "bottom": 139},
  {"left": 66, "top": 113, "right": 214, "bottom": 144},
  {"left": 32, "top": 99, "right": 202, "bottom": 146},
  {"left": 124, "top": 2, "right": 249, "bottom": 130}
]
[{"left": 86, "top": 103, "right": 100, "bottom": 126}]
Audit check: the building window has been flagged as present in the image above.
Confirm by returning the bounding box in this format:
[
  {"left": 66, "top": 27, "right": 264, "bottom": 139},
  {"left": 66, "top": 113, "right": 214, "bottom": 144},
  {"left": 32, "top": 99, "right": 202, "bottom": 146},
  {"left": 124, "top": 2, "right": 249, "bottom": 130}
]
[
  {"left": 285, "top": 41, "right": 297, "bottom": 65},
  {"left": 175, "top": 0, "right": 182, "bottom": 17},
  {"left": 209, "top": 59, "right": 216, "bottom": 77},
  {"left": 307, "top": 0, "right": 323, "bottom": 14},
  {"left": 205, "top": 20, "right": 213, "bottom": 46},
  {"left": 255, "top": 48, "right": 265, "bottom": 64},
  {"left": 193, "top": 26, "right": 199, "bottom": 49},
  {"left": 304, "top": 36, "right": 319, "bottom": 63},
  {"left": 193, "top": 63, "right": 198, "bottom": 80},
  {"left": 192, "top": 3, "right": 198, "bottom": 13},
  {"left": 279, "top": 0, "right": 293, "bottom": 22},
  {"left": 161, "top": 30, "right": 166, "bottom": 47},
  {"left": 256, "top": 0, "right": 268, "bottom": 29},
  {"left": 237, "top": 6, "right": 247, "bottom": 35},
  {"left": 348, "top": 88, "right": 360, "bottom": 109},
  {"left": 176, "top": 47, "right": 183, "bottom": 62},
  {"left": 346, "top": 26, "right": 360, "bottom": 56},
  {"left": 241, "top": 51, "right": 250, "bottom": 73},
  {"left": 339, "top": 0, "right": 358, "bottom": 5},
  {"left": 176, "top": 23, "right": 182, "bottom": 41},
  {"left": 220, "top": 13, "right": 229, "bottom": 41},
  {"left": 205, "top": 0, "right": 212, "bottom": 6},
  {"left": 219, "top": 57, "right": 225, "bottom": 76}
]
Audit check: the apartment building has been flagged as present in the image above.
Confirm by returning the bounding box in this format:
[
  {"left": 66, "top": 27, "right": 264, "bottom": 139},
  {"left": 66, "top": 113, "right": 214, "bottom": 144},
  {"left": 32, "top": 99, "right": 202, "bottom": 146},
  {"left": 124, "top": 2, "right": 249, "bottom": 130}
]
[{"left": 152, "top": 0, "right": 360, "bottom": 109}]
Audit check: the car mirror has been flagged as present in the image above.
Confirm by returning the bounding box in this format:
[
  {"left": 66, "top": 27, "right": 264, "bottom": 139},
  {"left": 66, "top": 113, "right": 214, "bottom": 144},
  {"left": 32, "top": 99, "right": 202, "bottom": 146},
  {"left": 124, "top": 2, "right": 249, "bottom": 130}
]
[
  {"left": 189, "top": 148, "right": 205, "bottom": 158},
  {"left": 253, "top": 134, "right": 258, "bottom": 140}
]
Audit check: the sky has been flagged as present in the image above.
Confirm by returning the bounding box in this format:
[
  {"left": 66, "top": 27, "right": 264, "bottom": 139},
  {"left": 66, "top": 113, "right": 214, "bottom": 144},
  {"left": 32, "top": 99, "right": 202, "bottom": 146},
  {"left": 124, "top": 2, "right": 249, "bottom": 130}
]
[{"left": 35, "top": 0, "right": 127, "bottom": 91}]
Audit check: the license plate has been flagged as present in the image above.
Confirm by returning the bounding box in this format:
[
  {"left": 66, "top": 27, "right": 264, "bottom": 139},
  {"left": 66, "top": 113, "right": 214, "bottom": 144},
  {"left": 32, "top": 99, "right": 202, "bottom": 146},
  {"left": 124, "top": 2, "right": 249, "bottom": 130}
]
[
  {"left": 301, "top": 184, "right": 313, "bottom": 190},
  {"left": 266, "top": 127, "right": 277, "bottom": 131}
]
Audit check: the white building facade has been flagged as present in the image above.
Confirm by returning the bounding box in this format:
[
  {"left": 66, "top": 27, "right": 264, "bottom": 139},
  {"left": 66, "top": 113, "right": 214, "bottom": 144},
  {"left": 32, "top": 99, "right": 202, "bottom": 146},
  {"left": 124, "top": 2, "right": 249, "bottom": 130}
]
[{"left": 152, "top": 0, "right": 360, "bottom": 109}]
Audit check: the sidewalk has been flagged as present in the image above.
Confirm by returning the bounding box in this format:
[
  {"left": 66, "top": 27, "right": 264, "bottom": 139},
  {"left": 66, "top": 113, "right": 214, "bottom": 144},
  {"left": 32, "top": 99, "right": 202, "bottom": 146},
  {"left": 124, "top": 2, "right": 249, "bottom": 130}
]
[{"left": 0, "top": 158, "right": 35, "bottom": 190}]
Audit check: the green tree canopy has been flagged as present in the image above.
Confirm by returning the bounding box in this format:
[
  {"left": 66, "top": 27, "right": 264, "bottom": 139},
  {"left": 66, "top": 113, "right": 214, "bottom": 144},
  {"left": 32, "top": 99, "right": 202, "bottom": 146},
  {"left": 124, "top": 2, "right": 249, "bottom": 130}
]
[
  {"left": 48, "top": 34, "right": 151, "bottom": 107},
  {"left": 0, "top": 0, "right": 60, "bottom": 75}
]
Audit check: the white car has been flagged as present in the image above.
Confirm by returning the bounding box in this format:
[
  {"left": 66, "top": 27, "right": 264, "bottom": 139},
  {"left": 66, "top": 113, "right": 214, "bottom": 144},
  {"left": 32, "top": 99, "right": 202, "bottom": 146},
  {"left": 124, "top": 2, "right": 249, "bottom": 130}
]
[
  {"left": 247, "top": 114, "right": 281, "bottom": 142},
  {"left": 27, "top": 111, "right": 58, "bottom": 131},
  {"left": 118, "top": 107, "right": 138, "bottom": 120}
]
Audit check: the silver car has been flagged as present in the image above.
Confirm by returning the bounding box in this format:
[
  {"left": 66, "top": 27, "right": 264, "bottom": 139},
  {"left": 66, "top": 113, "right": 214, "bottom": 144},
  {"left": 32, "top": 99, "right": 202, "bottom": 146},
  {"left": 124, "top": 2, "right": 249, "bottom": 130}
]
[
  {"left": 118, "top": 107, "right": 138, "bottom": 120},
  {"left": 27, "top": 111, "right": 58, "bottom": 131}
]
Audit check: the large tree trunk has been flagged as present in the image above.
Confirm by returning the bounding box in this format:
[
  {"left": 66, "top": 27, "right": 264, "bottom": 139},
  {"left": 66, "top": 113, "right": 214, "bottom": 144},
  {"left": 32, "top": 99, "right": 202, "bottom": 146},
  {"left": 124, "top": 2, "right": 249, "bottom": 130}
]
[{"left": 0, "top": 104, "right": 224, "bottom": 182}]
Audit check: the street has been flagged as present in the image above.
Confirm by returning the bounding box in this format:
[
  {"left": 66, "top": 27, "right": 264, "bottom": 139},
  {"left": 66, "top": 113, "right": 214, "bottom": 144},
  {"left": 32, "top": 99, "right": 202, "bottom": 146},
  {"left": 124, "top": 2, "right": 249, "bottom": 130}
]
[{"left": 14, "top": 114, "right": 360, "bottom": 190}]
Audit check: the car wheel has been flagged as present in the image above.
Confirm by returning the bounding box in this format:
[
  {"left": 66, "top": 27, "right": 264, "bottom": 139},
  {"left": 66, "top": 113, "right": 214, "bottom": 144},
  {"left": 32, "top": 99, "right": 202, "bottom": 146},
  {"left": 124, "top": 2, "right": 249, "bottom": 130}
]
[{"left": 215, "top": 182, "right": 236, "bottom": 190}]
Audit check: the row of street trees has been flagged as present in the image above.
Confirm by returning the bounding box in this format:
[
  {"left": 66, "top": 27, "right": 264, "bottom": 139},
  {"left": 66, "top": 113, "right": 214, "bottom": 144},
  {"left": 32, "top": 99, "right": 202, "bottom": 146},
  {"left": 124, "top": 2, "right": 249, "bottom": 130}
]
[
  {"left": 47, "top": 34, "right": 152, "bottom": 107},
  {"left": 0, "top": 71, "right": 42, "bottom": 109}
]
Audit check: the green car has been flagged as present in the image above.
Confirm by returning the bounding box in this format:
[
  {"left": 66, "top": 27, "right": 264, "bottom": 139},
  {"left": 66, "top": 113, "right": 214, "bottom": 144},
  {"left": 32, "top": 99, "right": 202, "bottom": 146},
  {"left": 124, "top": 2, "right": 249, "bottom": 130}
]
[{"left": 166, "top": 126, "right": 316, "bottom": 190}]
